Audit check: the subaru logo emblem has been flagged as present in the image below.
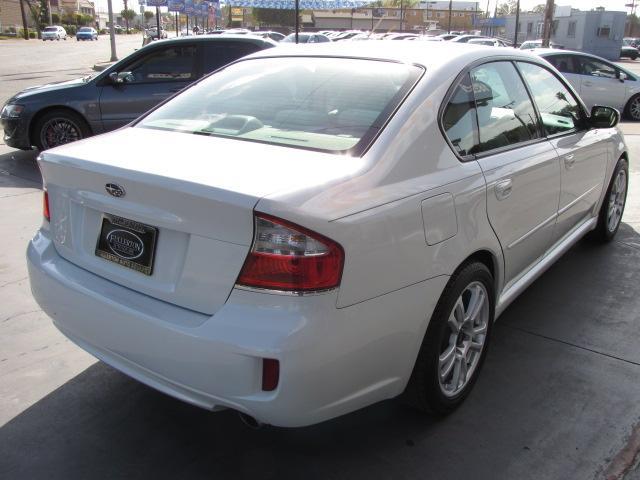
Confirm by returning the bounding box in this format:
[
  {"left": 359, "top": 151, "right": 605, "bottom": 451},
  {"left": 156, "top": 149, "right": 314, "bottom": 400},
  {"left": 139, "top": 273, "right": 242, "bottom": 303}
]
[{"left": 105, "top": 183, "right": 125, "bottom": 198}]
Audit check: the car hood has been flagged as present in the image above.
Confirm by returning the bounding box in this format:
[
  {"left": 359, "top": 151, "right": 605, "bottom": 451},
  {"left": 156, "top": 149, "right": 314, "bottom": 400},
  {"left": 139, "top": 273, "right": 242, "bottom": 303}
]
[{"left": 10, "top": 77, "right": 86, "bottom": 102}]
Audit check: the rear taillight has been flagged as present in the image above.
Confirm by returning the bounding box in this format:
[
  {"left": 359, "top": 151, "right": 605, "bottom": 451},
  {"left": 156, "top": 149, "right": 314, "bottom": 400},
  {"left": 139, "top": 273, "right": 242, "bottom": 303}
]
[
  {"left": 262, "top": 358, "right": 280, "bottom": 391},
  {"left": 43, "top": 191, "right": 50, "bottom": 221},
  {"left": 236, "top": 213, "right": 344, "bottom": 292}
]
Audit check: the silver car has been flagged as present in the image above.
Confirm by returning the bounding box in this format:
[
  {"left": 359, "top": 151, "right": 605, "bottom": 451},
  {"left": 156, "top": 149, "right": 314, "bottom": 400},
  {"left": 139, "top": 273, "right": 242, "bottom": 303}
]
[
  {"left": 27, "top": 43, "right": 628, "bottom": 425},
  {"left": 538, "top": 49, "right": 640, "bottom": 120}
]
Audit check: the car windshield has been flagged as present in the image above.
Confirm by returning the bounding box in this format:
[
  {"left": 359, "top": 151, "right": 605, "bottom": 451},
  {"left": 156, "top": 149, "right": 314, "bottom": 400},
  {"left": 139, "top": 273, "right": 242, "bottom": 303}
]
[
  {"left": 283, "top": 34, "right": 310, "bottom": 42},
  {"left": 44, "top": 27, "right": 57, "bottom": 32},
  {"left": 136, "top": 57, "right": 422, "bottom": 155}
]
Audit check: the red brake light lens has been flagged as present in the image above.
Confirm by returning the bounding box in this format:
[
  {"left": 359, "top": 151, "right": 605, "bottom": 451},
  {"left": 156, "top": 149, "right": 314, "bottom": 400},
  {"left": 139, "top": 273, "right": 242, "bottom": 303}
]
[
  {"left": 262, "top": 358, "right": 280, "bottom": 392},
  {"left": 43, "top": 191, "right": 50, "bottom": 221},
  {"left": 237, "top": 213, "right": 344, "bottom": 292}
]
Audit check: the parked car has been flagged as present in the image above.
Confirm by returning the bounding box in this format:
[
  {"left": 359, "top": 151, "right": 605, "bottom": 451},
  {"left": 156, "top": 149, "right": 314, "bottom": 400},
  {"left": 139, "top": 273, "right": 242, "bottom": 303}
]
[
  {"left": 436, "top": 33, "right": 458, "bottom": 40},
  {"left": 282, "top": 33, "right": 331, "bottom": 43},
  {"left": 76, "top": 27, "right": 98, "bottom": 41},
  {"left": 450, "top": 34, "right": 486, "bottom": 43},
  {"left": 147, "top": 27, "right": 167, "bottom": 40},
  {"left": 520, "top": 39, "right": 564, "bottom": 50},
  {"left": 27, "top": 42, "right": 627, "bottom": 427},
  {"left": 537, "top": 49, "right": 640, "bottom": 120},
  {"left": 251, "top": 31, "right": 285, "bottom": 42},
  {"left": 620, "top": 45, "right": 639, "bottom": 60},
  {"left": 623, "top": 37, "right": 639, "bottom": 48},
  {"left": 467, "top": 38, "right": 507, "bottom": 47},
  {"left": 0, "top": 35, "right": 276, "bottom": 151},
  {"left": 41, "top": 25, "right": 67, "bottom": 41}
]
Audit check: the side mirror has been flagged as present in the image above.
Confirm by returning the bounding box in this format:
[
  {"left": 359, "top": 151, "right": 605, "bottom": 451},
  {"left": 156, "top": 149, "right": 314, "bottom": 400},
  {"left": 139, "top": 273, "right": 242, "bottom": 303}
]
[
  {"left": 589, "top": 105, "right": 619, "bottom": 129},
  {"left": 108, "top": 71, "right": 133, "bottom": 84},
  {"left": 619, "top": 71, "right": 628, "bottom": 83}
]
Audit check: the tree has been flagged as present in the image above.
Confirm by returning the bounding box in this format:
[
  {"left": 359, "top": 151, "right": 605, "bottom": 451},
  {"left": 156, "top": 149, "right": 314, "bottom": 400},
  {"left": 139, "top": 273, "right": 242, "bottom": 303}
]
[
  {"left": 121, "top": 8, "right": 136, "bottom": 33},
  {"left": 496, "top": 0, "right": 518, "bottom": 15},
  {"left": 253, "top": 8, "right": 296, "bottom": 27},
  {"left": 123, "top": 0, "right": 131, "bottom": 33},
  {"left": 144, "top": 10, "right": 154, "bottom": 26},
  {"left": 529, "top": 4, "right": 545, "bottom": 13}
]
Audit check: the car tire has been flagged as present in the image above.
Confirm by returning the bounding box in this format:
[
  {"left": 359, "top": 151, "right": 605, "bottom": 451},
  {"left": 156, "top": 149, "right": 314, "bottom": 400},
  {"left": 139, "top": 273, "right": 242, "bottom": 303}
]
[
  {"left": 590, "top": 157, "right": 629, "bottom": 243},
  {"left": 625, "top": 93, "right": 640, "bottom": 121},
  {"left": 33, "top": 109, "right": 91, "bottom": 151},
  {"left": 402, "top": 261, "right": 494, "bottom": 415}
]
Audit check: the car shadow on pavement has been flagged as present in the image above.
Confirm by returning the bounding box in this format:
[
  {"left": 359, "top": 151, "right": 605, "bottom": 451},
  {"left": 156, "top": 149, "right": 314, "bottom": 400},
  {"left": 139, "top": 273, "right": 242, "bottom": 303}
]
[{"left": 0, "top": 149, "right": 41, "bottom": 189}]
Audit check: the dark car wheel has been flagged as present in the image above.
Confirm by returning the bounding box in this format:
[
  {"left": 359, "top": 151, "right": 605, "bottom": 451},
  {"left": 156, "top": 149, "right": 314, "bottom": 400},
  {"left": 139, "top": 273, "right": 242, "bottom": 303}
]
[
  {"left": 33, "top": 109, "right": 91, "bottom": 151},
  {"left": 402, "top": 261, "right": 494, "bottom": 415},
  {"left": 624, "top": 94, "right": 640, "bottom": 121}
]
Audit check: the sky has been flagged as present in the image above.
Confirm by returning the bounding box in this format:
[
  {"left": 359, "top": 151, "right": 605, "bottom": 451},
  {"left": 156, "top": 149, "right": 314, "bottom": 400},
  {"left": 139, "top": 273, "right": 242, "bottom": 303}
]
[{"left": 93, "top": 0, "right": 633, "bottom": 15}]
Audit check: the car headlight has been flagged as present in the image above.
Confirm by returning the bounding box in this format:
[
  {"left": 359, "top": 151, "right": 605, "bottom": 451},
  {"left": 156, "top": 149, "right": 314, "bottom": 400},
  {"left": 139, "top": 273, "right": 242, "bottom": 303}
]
[{"left": 1, "top": 104, "right": 25, "bottom": 119}]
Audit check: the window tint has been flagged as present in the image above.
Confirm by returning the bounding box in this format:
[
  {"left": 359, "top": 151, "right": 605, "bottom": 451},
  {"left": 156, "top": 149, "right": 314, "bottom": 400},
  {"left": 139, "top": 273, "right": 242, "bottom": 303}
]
[
  {"left": 126, "top": 46, "right": 197, "bottom": 83},
  {"left": 203, "top": 42, "right": 260, "bottom": 74},
  {"left": 442, "top": 73, "right": 479, "bottom": 157},
  {"left": 470, "top": 61, "right": 539, "bottom": 153},
  {"left": 579, "top": 57, "right": 617, "bottom": 79},
  {"left": 544, "top": 54, "right": 578, "bottom": 74},
  {"left": 517, "top": 62, "right": 583, "bottom": 135},
  {"left": 137, "top": 57, "right": 422, "bottom": 155}
]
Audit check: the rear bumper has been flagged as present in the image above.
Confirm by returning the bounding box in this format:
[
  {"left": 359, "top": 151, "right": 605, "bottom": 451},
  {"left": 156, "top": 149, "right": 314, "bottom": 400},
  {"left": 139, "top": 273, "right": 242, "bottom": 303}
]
[{"left": 27, "top": 228, "right": 447, "bottom": 427}]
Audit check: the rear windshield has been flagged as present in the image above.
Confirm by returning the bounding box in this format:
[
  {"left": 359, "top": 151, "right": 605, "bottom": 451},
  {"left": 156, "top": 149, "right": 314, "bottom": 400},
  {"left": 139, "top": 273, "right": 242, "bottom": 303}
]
[
  {"left": 136, "top": 57, "right": 422, "bottom": 155},
  {"left": 79, "top": 27, "right": 91, "bottom": 32},
  {"left": 44, "top": 27, "right": 58, "bottom": 32}
]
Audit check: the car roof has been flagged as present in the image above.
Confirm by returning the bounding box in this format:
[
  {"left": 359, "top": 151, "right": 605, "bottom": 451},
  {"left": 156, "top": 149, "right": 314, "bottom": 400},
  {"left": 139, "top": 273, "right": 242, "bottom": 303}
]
[
  {"left": 145, "top": 34, "right": 276, "bottom": 48},
  {"left": 245, "top": 41, "right": 542, "bottom": 70}
]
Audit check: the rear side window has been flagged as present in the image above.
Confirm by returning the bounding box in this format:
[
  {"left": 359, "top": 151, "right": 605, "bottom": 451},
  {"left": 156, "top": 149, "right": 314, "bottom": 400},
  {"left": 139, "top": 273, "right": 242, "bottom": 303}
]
[
  {"left": 202, "top": 42, "right": 261, "bottom": 74},
  {"left": 517, "top": 62, "right": 583, "bottom": 136},
  {"left": 470, "top": 61, "right": 540, "bottom": 153},
  {"left": 442, "top": 73, "right": 479, "bottom": 157},
  {"left": 544, "top": 54, "right": 579, "bottom": 74}
]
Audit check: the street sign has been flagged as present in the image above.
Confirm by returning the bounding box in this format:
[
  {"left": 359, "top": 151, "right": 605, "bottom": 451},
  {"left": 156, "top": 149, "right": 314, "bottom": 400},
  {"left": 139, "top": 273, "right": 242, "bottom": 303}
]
[
  {"left": 184, "top": 0, "right": 195, "bottom": 14},
  {"left": 146, "top": 0, "right": 168, "bottom": 6}
]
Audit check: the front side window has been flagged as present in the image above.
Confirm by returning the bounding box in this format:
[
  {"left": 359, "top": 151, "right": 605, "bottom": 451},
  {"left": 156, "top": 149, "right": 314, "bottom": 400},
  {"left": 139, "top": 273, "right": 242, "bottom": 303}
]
[
  {"left": 579, "top": 57, "right": 617, "bottom": 79},
  {"left": 442, "top": 73, "right": 479, "bottom": 157},
  {"left": 517, "top": 62, "right": 583, "bottom": 136},
  {"left": 203, "top": 42, "right": 260, "bottom": 74},
  {"left": 470, "top": 61, "right": 540, "bottom": 153},
  {"left": 137, "top": 57, "right": 422, "bottom": 155},
  {"left": 124, "top": 45, "right": 197, "bottom": 83}
]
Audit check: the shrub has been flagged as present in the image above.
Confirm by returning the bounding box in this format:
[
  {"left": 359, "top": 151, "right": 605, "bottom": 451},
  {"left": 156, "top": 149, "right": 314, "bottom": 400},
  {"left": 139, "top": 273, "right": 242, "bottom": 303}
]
[
  {"left": 52, "top": 13, "right": 60, "bottom": 24},
  {"left": 29, "top": 31, "right": 36, "bottom": 38},
  {"left": 64, "top": 24, "right": 77, "bottom": 34}
]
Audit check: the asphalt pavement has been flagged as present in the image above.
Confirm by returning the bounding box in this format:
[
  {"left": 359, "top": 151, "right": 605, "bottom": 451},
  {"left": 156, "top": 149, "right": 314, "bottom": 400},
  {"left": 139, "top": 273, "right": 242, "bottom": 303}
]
[{"left": 1, "top": 43, "right": 640, "bottom": 480}]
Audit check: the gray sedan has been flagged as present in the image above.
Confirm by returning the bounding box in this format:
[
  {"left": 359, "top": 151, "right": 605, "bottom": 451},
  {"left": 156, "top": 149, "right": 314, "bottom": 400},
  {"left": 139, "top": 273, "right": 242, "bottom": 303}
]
[{"left": 0, "top": 35, "right": 275, "bottom": 151}]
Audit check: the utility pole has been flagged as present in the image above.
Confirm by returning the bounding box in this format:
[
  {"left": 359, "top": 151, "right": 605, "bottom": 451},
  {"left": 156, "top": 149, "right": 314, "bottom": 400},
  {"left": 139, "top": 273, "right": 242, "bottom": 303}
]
[
  {"left": 107, "top": 0, "right": 117, "bottom": 61},
  {"left": 541, "top": 0, "right": 554, "bottom": 48},
  {"left": 513, "top": 0, "right": 520, "bottom": 48},
  {"left": 447, "top": 0, "right": 452, "bottom": 33},
  {"left": 156, "top": 6, "right": 160, "bottom": 37},
  {"left": 400, "top": 0, "right": 404, "bottom": 31},
  {"left": 295, "top": 0, "right": 299, "bottom": 43},
  {"left": 19, "top": 0, "right": 29, "bottom": 39}
]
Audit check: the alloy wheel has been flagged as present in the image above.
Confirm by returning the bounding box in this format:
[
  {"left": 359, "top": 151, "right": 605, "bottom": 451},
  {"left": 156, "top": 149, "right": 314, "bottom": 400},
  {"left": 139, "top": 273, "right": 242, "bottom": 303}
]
[
  {"left": 630, "top": 97, "right": 640, "bottom": 120},
  {"left": 438, "top": 281, "right": 489, "bottom": 398},
  {"left": 40, "top": 118, "right": 82, "bottom": 149},
  {"left": 607, "top": 169, "right": 627, "bottom": 233}
]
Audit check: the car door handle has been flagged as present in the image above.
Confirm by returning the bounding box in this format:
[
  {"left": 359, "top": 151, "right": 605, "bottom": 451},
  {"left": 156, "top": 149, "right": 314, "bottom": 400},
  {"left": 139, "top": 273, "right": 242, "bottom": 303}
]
[
  {"left": 564, "top": 154, "right": 576, "bottom": 169},
  {"left": 495, "top": 179, "right": 513, "bottom": 200}
]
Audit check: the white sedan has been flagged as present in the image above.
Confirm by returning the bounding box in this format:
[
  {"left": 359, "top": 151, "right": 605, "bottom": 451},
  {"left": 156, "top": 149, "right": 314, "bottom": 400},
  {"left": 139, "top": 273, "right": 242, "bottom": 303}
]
[
  {"left": 27, "top": 42, "right": 628, "bottom": 427},
  {"left": 538, "top": 49, "right": 640, "bottom": 120}
]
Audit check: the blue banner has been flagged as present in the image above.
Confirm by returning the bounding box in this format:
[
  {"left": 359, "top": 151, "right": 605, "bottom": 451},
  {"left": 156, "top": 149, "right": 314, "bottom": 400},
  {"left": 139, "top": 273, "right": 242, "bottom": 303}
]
[
  {"left": 168, "top": 0, "right": 185, "bottom": 11},
  {"left": 184, "top": 0, "right": 195, "bottom": 14},
  {"left": 226, "top": 0, "right": 369, "bottom": 7},
  {"left": 146, "top": 0, "right": 168, "bottom": 6}
]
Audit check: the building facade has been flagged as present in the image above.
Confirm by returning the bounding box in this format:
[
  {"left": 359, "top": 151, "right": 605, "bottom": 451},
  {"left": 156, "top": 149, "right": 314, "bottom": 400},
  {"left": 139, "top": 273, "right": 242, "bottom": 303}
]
[{"left": 504, "top": 8, "right": 626, "bottom": 60}]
